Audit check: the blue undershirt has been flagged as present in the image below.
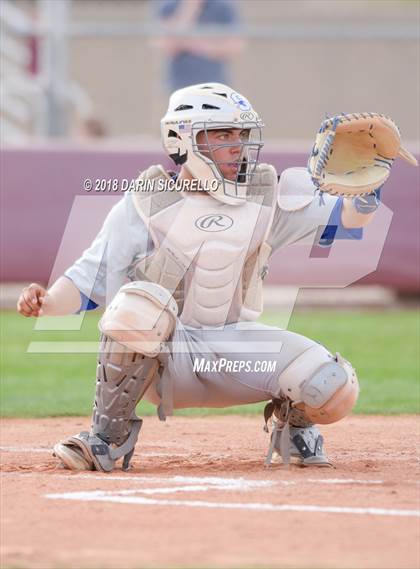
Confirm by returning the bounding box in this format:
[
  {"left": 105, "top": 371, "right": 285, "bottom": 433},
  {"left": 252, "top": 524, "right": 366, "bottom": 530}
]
[{"left": 318, "top": 196, "right": 363, "bottom": 247}]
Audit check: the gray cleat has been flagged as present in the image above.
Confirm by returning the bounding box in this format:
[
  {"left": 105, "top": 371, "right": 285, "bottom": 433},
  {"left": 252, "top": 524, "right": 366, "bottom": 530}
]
[
  {"left": 289, "top": 424, "right": 331, "bottom": 466},
  {"left": 264, "top": 398, "right": 332, "bottom": 467}
]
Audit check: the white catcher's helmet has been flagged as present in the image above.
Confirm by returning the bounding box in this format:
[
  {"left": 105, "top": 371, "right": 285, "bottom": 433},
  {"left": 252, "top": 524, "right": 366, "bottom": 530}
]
[{"left": 161, "top": 83, "right": 264, "bottom": 205}]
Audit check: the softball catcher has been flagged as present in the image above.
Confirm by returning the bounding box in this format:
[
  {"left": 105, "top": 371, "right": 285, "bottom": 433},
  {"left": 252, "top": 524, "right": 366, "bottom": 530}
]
[{"left": 17, "top": 84, "right": 417, "bottom": 472}]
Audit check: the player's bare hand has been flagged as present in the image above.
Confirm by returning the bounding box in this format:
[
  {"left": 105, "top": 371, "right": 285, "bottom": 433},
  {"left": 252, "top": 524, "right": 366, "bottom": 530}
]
[{"left": 17, "top": 283, "right": 48, "bottom": 317}]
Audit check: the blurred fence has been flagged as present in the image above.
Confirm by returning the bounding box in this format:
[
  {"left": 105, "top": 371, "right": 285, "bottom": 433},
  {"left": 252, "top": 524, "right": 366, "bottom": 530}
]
[
  {"left": 1, "top": 145, "right": 418, "bottom": 292},
  {"left": 1, "top": 0, "right": 419, "bottom": 142}
]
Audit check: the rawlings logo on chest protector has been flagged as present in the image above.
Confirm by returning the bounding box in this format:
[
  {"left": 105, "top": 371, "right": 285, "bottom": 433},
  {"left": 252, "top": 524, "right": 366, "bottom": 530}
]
[{"left": 195, "top": 214, "right": 234, "bottom": 232}]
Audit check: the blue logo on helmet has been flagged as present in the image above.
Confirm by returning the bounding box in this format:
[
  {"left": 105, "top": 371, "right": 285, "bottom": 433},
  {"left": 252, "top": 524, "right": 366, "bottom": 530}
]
[{"left": 231, "top": 92, "right": 251, "bottom": 111}]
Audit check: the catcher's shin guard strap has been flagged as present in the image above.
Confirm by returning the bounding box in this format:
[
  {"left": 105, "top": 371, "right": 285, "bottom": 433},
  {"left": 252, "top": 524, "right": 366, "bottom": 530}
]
[
  {"left": 156, "top": 352, "right": 174, "bottom": 421},
  {"left": 65, "top": 419, "right": 143, "bottom": 472},
  {"left": 108, "top": 418, "right": 142, "bottom": 461}
]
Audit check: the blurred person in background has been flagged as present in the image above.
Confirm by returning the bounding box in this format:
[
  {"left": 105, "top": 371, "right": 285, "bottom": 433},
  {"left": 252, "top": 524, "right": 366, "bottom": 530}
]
[{"left": 154, "top": 0, "right": 245, "bottom": 91}]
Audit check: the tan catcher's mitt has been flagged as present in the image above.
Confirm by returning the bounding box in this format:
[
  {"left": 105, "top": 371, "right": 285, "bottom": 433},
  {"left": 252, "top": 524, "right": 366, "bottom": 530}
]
[{"left": 308, "top": 113, "right": 418, "bottom": 197}]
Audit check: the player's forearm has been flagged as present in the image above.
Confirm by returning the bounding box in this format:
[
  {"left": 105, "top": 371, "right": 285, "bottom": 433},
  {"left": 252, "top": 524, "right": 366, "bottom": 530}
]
[
  {"left": 341, "top": 191, "right": 381, "bottom": 228},
  {"left": 41, "top": 276, "right": 83, "bottom": 316}
]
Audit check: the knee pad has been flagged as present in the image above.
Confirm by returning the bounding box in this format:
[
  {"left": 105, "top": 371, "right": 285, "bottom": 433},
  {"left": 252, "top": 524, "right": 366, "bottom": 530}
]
[
  {"left": 277, "top": 345, "right": 359, "bottom": 424},
  {"left": 100, "top": 281, "right": 178, "bottom": 357}
]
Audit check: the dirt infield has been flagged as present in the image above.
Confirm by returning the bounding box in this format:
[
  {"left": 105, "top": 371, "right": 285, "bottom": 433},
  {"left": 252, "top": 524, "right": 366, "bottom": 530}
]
[{"left": 1, "top": 415, "right": 419, "bottom": 569}]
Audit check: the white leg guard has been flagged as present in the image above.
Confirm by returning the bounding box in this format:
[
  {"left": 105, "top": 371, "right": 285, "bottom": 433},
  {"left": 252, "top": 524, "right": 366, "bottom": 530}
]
[
  {"left": 264, "top": 346, "right": 359, "bottom": 467},
  {"left": 53, "top": 335, "right": 160, "bottom": 472},
  {"left": 53, "top": 282, "right": 178, "bottom": 472}
]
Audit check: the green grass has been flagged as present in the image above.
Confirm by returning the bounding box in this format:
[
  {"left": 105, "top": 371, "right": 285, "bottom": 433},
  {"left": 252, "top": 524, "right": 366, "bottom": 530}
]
[{"left": 1, "top": 309, "right": 419, "bottom": 417}]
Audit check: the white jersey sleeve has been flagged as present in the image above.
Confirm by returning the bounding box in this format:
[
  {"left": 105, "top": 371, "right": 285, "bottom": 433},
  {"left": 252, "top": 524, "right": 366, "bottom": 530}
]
[
  {"left": 267, "top": 168, "right": 338, "bottom": 251},
  {"left": 64, "top": 193, "right": 152, "bottom": 307}
]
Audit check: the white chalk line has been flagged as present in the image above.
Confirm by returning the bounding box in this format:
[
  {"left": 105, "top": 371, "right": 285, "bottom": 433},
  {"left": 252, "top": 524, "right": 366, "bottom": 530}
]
[
  {"left": 1, "top": 470, "right": 417, "bottom": 517},
  {"left": 308, "top": 478, "right": 385, "bottom": 485},
  {"left": 0, "top": 470, "right": 394, "bottom": 487},
  {"left": 0, "top": 446, "right": 52, "bottom": 454},
  {"left": 43, "top": 479, "right": 273, "bottom": 495},
  {"left": 96, "top": 484, "right": 258, "bottom": 496},
  {"left": 0, "top": 472, "right": 275, "bottom": 488},
  {"left": 44, "top": 490, "right": 420, "bottom": 518}
]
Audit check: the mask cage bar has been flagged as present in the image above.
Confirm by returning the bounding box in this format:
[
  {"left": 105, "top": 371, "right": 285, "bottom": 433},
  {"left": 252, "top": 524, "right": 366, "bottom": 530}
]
[{"left": 191, "top": 121, "right": 264, "bottom": 199}]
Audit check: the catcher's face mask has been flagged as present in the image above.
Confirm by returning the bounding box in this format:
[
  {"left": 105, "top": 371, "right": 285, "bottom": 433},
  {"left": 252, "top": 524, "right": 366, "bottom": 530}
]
[
  {"left": 161, "top": 82, "right": 265, "bottom": 205},
  {"left": 193, "top": 123, "right": 263, "bottom": 184}
]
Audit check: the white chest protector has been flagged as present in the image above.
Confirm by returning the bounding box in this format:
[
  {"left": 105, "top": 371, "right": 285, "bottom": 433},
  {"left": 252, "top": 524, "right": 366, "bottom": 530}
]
[{"left": 130, "top": 164, "right": 278, "bottom": 328}]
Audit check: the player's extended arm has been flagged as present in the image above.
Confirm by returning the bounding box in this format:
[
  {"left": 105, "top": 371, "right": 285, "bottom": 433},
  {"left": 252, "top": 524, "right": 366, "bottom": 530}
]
[{"left": 16, "top": 276, "right": 82, "bottom": 318}]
